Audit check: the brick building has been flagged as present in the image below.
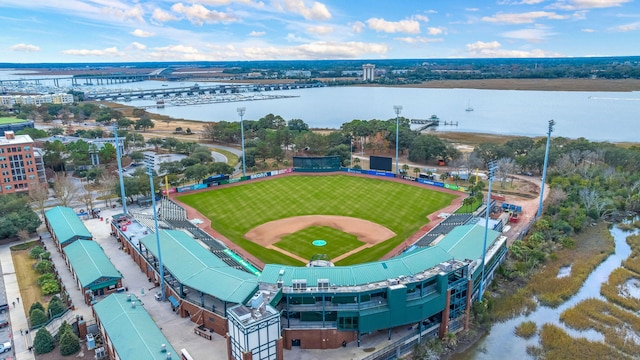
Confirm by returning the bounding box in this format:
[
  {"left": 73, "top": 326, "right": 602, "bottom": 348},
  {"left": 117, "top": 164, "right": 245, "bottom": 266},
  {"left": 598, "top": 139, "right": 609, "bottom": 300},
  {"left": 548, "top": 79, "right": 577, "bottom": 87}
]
[{"left": 0, "top": 130, "right": 44, "bottom": 194}]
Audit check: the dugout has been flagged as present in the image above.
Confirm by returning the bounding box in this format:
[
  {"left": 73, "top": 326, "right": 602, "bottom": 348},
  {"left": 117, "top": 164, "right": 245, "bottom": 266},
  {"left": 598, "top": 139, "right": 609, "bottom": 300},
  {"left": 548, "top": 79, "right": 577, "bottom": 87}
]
[{"left": 293, "top": 156, "right": 341, "bottom": 172}]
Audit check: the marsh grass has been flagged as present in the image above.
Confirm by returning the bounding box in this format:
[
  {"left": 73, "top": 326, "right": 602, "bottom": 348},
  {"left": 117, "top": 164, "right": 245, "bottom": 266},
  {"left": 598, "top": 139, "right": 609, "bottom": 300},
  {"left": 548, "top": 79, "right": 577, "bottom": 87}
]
[
  {"left": 560, "top": 298, "right": 640, "bottom": 357},
  {"left": 601, "top": 267, "right": 640, "bottom": 312},
  {"left": 539, "top": 323, "right": 632, "bottom": 360},
  {"left": 514, "top": 321, "right": 537, "bottom": 339},
  {"left": 528, "top": 224, "right": 614, "bottom": 307}
]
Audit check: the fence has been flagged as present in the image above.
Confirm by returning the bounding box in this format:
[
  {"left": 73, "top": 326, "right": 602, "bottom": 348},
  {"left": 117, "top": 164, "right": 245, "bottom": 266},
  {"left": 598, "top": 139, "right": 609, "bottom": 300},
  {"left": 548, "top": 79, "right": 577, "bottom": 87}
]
[{"left": 361, "top": 324, "right": 440, "bottom": 360}]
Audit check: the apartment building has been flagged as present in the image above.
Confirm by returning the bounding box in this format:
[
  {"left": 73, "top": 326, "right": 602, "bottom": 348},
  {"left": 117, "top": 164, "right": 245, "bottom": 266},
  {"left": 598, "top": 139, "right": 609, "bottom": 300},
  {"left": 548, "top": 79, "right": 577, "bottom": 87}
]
[
  {"left": 0, "top": 131, "right": 43, "bottom": 194},
  {"left": 0, "top": 93, "right": 74, "bottom": 107}
]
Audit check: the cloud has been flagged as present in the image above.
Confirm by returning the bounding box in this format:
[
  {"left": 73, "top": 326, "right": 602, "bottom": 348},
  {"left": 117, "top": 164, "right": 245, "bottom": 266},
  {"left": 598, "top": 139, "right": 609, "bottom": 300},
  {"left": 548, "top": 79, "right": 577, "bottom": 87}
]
[
  {"left": 243, "top": 41, "right": 387, "bottom": 59},
  {"left": 152, "top": 8, "right": 178, "bottom": 22},
  {"left": 395, "top": 37, "right": 443, "bottom": 44},
  {"left": 498, "top": 0, "right": 545, "bottom": 4},
  {"left": 131, "top": 29, "right": 154, "bottom": 38},
  {"left": 366, "top": 18, "right": 421, "bottom": 34},
  {"left": 101, "top": 4, "right": 145, "bottom": 23},
  {"left": 501, "top": 27, "right": 556, "bottom": 41},
  {"left": 306, "top": 25, "right": 333, "bottom": 34},
  {"left": 272, "top": 0, "right": 332, "bottom": 21},
  {"left": 153, "top": 45, "right": 199, "bottom": 53},
  {"left": 582, "top": 28, "right": 596, "bottom": 32},
  {"left": 249, "top": 30, "right": 266, "bottom": 36},
  {"left": 128, "top": 42, "right": 146, "bottom": 50},
  {"left": 610, "top": 21, "right": 640, "bottom": 31},
  {"left": 285, "top": 33, "right": 307, "bottom": 42},
  {"left": 466, "top": 8, "right": 480, "bottom": 11},
  {"left": 414, "top": 14, "right": 429, "bottom": 22},
  {"left": 466, "top": 40, "right": 560, "bottom": 57},
  {"left": 171, "top": 3, "right": 239, "bottom": 25},
  {"left": 62, "top": 47, "right": 124, "bottom": 57},
  {"left": 427, "top": 26, "right": 447, "bottom": 35},
  {"left": 351, "top": 21, "right": 365, "bottom": 33},
  {"left": 10, "top": 43, "right": 40, "bottom": 52},
  {"left": 550, "top": 0, "right": 631, "bottom": 10},
  {"left": 482, "top": 11, "right": 568, "bottom": 24}
]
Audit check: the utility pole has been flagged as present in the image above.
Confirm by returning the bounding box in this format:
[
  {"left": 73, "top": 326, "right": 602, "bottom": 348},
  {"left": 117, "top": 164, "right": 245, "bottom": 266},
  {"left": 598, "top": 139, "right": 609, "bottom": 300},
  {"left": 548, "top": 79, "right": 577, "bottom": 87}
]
[
  {"left": 393, "top": 105, "right": 402, "bottom": 175},
  {"left": 479, "top": 161, "right": 497, "bottom": 302}
]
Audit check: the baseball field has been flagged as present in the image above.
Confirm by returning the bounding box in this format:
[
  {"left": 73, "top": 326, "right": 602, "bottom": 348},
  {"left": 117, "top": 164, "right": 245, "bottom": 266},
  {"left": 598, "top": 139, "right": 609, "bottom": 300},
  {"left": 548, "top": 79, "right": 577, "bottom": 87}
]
[{"left": 178, "top": 174, "right": 458, "bottom": 266}]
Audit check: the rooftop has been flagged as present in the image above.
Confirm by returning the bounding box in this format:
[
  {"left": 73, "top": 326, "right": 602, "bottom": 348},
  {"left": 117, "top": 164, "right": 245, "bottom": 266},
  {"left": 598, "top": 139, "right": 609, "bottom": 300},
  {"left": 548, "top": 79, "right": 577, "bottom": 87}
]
[
  {"left": 45, "top": 206, "right": 92, "bottom": 245},
  {"left": 63, "top": 240, "right": 122, "bottom": 290},
  {"left": 93, "top": 293, "right": 178, "bottom": 360},
  {"left": 140, "top": 230, "right": 258, "bottom": 304}
]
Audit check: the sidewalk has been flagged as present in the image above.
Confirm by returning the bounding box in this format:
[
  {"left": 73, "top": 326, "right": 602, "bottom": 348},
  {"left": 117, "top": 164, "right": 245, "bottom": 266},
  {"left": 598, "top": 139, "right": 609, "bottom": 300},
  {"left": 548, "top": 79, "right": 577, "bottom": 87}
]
[{"left": 0, "top": 241, "right": 35, "bottom": 360}]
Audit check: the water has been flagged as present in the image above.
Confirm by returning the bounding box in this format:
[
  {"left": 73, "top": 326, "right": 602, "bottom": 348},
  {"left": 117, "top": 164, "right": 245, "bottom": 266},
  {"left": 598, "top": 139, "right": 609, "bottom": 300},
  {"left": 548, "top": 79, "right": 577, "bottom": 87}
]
[
  {"left": 1, "top": 70, "right": 639, "bottom": 142},
  {"left": 455, "top": 224, "right": 636, "bottom": 359}
]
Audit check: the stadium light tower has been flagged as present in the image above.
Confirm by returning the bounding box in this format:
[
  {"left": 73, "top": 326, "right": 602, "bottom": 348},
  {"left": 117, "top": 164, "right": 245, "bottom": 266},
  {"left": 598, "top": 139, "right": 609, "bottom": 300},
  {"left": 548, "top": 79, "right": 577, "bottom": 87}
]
[
  {"left": 147, "top": 162, "right": 166, "bottom": 301},
  {"left": 479, "top": 161, "right": 497, "bottom": 302},
  {"left": 113, "top": 123, "right": 127, "bottom": 214},
  {"left": 393, "top": 105, "right": 402, "bottom": 175},
  {"left": 538, "top": 120, "right": 555, "bottom": 218},
  {"left": 237, "top": 107, "right": 246, "bottom": 177}
]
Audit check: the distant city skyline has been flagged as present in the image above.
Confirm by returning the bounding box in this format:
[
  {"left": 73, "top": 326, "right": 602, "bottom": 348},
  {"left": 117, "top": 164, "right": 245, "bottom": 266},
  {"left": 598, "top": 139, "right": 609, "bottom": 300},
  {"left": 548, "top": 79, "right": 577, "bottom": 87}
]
[{"left": 1, "top": 0, "right": 639, "bottom": 63}]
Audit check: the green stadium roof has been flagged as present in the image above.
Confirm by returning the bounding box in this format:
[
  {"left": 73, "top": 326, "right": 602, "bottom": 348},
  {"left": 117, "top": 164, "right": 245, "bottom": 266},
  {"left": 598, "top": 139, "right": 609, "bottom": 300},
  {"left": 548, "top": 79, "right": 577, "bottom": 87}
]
[
  {"left": 259, "top": 245, "right": 453, "bottom": 287},
  {"left": 93, "top": 294, "right": 178, "bottom": 360},
  {"left": 44, "top": 206, "right": 92, "bottom": 245},
  {"left": 140, "top": 230, "right": 258, "bottom": 304},
  {"left": 435, "top": 224, "right": 501, "bottom": 261},
  {"left": 63, "top": 240, "right": 122, "bottom": 291}
]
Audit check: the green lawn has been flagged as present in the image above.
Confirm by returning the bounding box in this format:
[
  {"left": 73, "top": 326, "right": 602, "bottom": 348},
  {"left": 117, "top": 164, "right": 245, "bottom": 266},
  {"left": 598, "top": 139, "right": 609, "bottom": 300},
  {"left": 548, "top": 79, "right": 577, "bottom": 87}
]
[
  {"left": 0, "top": 117, "right": 26, "bottom": 125},
  {"left": 275, "top": 226, "right": 364, "bottom": 260},
  {"left": 178, "top": 175, "right": 458, "bottom": 266}
]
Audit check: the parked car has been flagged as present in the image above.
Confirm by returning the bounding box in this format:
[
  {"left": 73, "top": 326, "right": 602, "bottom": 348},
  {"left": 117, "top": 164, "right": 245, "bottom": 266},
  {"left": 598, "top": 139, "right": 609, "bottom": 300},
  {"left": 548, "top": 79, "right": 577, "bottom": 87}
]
[
  {"left": 0, "top": 304, "right": 7, "bottom": 314},
  {"left": 0, "top": 341, "right": 11, "bottom": 353},
  {"left": 0, "top": 319, "right": 8, "bottom": 328}
]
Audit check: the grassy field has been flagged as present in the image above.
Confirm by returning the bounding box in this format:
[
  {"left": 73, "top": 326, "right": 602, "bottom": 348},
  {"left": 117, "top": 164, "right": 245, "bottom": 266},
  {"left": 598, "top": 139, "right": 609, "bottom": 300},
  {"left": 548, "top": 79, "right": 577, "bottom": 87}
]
[
  {"left": 11, "top": 242, "right": 44, "bottom": 315},
  {"left": 178, "top": 174, "right": 457, "bottom": 265},
  {"left": 275, "top": 226, "right": 364, "bottom": 260},
  {"left": 0, "top": 117, "right": 26, "bottom": 125}
]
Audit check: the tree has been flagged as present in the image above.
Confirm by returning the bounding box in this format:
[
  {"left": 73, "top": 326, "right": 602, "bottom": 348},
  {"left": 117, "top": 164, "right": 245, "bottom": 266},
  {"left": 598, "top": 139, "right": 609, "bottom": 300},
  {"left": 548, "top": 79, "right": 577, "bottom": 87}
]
[
  {"left": 30, "top": 301, "right": 45, "bottom": 314},
  {"left": 17, "top": 127, "right": 49, "bottom": 139},
  {"left": 33, "top": 328, "right": 55, "bottom": 355},
  {"left": 29, "top": 182, "right": 50, "bottom": 218},
  {"left": 47, "top": 296, "right": 66, "bottom": 318},
  {"left": 59, "top": 330, "right": 80, "bottom": 356},
  {"left": 0, "top": 194, "right": 41, "bottom": 239},
  {"left": 413, "top": 167, "right": 420, "bottom": 177},
  {"left": 117, "top": 117, "right": 135, "bottom": 129},
  {"left": 79, "top": 188, "right": 96, "bottom": 213},
  {"left": 99, "top": 143, "right": 117, "bottom": 164},
  {"left": 30, "top": 308, "right": 48, "bottom": 327},
  {"left": 135, "top": 116, "right": 155, "bottom": 132},
  {"left": 463, "top": 196, "right": 475, "bottom": 212},
  {"left": 52, "top": 174, "right": 79, "bottom": 207}
]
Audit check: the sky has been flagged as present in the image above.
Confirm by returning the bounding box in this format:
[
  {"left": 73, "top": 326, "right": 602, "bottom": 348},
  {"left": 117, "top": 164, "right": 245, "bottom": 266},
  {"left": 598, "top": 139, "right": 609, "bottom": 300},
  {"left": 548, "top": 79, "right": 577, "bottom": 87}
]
[{"left": 1, "top": 0, "right": 639, "bottom": 63}]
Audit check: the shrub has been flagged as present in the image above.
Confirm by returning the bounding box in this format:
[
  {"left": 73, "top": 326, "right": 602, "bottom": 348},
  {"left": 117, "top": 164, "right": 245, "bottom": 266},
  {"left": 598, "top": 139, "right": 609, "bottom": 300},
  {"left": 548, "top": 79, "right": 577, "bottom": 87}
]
[
  {"left": 30, "top": 308, "right": 48, "bottom": 327},
  {"left": 59, "top": 331, "right": 80, "bottom": 356},
  {"left": 35, "top": 260, "right": 54, "bottom": 274},
  {"left": 33, "top": 328, "right": 55, "bottom": 354},
  {"left": 29, "top": 246, "right": 45, "bottom": 259},
  {"left": 41, "top": 280, "right": 60, "bottom": 295},
  {"left": 29, "top": 302, "right": 45, "bottom": 314},
  {"left": 38, "top": 273, "right": 55, "bottom": 286},
  {"left": 48, "top": 296, "right": 66, "bottom": 318}
]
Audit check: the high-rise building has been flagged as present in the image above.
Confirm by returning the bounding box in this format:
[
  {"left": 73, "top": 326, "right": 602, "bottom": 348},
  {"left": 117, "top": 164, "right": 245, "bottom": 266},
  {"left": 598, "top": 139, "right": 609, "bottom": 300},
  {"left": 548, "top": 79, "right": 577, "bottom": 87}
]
[
  {"left": 362, "top": 64, "right": 375, "bottom": 81},
  {"left": 0, "top": 131, "right": 43, "bottom": 194}
]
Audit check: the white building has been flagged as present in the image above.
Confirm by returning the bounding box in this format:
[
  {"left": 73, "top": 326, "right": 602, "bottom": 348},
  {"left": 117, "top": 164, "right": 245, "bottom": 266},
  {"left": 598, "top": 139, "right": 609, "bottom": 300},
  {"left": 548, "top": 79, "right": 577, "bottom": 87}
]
[
  {"left": 0, "top": 93, "right": 74, "bottom": 107},
  {"left": 362, "top": 64, "right": 375, "bottom": 81}
]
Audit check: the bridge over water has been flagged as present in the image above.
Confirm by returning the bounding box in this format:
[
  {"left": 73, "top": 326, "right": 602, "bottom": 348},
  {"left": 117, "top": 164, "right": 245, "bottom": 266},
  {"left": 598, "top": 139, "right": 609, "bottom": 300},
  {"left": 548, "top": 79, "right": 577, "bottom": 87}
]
[
  {"left": 410, "top": 115, "right": 440, "bottom": 131},
  {"left": 84, "top": 82, "right": 324, "bottom": 101},
  {"left": 0, "top": 73, "right": 155, "bottom": 87}
]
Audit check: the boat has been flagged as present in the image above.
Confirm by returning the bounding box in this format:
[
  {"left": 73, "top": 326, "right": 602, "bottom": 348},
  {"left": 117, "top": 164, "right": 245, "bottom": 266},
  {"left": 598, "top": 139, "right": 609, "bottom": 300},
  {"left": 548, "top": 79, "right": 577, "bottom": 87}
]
[
  {"left": 465, "top": 99, "right": 474, "bottom": 112},
  {"left": 156, "top": 99, "right": 165, "bottom": 108},
  {"left": 161, "top": 84, "right": 169, "bottom": 87}
]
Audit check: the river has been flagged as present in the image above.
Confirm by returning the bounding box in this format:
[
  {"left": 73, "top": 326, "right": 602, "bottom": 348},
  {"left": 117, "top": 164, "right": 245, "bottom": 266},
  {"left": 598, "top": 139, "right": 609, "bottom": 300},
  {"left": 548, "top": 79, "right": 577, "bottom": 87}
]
[
  {"left": 453, "top": 223, "right": 637, "bottom": 359},
  {"left": 1, "top": 70, "right": 639, "bottom": 142}
]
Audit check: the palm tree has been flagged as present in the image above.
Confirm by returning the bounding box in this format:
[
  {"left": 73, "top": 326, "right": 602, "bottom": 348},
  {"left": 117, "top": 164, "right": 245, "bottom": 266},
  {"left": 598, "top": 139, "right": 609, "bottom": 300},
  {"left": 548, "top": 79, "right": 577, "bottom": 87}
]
[
  {"left": 272, "top": 161, "right": 279, "bottom": 170},
  {"left": 413, "top": 167, "right": 420, "bottom": 178},
  {"left": 402, "top": 164, "right": 410, "bottom": 175},
  {"left": 463, "top": 197, "right": 475, "bottom": 213}
]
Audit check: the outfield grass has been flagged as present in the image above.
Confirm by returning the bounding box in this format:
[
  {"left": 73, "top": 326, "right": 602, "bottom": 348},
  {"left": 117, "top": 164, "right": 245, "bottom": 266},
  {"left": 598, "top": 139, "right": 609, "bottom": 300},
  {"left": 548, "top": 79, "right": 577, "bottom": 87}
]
[
  {"left": 275, "top": 226, "right": 364, "bottom": 260},
  {"left": 0, "top": 117, "right": 25, "bottom": 125},
  {"left": 178, "top": 175, "right": 457, "bottom": 266}
]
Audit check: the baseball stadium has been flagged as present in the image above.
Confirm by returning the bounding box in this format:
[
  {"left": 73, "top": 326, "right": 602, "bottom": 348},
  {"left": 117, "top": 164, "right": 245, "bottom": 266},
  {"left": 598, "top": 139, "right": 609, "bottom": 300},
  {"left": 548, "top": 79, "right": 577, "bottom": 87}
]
[{"left": 108, "top": 156, "right": 508, "bottom": 360}]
